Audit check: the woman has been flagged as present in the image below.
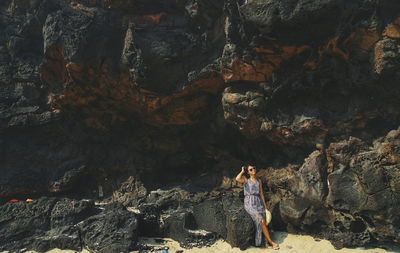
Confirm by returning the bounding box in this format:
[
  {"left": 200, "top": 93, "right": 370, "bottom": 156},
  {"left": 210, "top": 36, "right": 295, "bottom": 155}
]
[{"left": 236, "top": 165, "right": 279, "bottom": 250}]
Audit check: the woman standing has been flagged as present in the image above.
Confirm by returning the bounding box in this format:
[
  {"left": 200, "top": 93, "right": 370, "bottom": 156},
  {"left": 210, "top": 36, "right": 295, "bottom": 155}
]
[{"left": 236, "top": 165, "right": 279, "bottom": 250}]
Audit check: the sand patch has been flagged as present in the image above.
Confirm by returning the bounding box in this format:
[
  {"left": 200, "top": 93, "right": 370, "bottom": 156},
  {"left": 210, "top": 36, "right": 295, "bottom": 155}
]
[{"left": 19, "top": 231, "right": 399, "bottom": 253}]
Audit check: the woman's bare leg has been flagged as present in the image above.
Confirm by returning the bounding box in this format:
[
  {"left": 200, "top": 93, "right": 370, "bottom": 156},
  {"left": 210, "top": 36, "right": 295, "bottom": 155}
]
[{"left": 261, "top": 218, "right": 278, "bottom": 247}]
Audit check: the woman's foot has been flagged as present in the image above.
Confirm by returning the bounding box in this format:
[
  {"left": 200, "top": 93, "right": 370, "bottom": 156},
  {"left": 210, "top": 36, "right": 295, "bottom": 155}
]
[
  {"left": 271, "top": 242, "right": 280, "bottom": 250},
  {"left": 265, "top": 243, "right": 273, "bottom": 249}
]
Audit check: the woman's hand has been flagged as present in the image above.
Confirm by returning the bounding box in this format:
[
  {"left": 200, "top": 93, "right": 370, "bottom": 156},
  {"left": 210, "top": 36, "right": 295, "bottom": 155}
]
[{"left": 241, "top": 166, "right": 246, "bottom": 174}]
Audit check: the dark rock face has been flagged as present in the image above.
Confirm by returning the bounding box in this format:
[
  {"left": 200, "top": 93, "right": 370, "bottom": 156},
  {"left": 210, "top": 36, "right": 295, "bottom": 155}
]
[
  {"left": 79, "top": 203, "right": 138, "bottom": 253},
  {"left": 0, "top": 197, "right": 139, "bottom": 252},
  {"left": 134, "top": 188, "right": 254, "bottom": 249},
  {"left": 0, "top": 197, "right": 95, "bottom": 252},
  {"left": 260, "top": 129, "right": 400, "bottom": 248},
  {"left": 1, "top": 0, "right": 400, "bottom": 251}
]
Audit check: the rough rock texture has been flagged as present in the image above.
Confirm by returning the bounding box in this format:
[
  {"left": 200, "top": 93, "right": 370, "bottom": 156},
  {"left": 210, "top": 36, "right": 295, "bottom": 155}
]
[
  {"left": 0, "top": 197, "right": 139, "bottom": 252},
  {"left": 1, "top": 0, "right": 400, "bottom": 251},
  {"left": 135, "top": 188, "right": 254, "bottom": 249},
  {"left": 260, "top": 129, "right": 400, "bottom": 248},
  {"left": 0, "top": 197, "right": 95, "bottom": 252},
  {"left": 79, "top": 202, "right": 138, "bottom": 253}
]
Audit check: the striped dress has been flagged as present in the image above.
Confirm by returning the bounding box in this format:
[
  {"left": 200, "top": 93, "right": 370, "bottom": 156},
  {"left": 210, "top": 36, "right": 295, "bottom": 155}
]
[{"left": 244, "top": 178, "right": 266, "bottom": 246}]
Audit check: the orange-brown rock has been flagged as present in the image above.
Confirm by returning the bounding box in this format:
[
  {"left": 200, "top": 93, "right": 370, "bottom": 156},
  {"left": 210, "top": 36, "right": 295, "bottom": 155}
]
[{"left": 384, "top": 17, "right": 400, "bottom": 39}]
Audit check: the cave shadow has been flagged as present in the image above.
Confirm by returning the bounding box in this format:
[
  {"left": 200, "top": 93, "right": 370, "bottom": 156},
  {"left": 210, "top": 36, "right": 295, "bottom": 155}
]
[{"left": 270, "top": 230, "right": 288, "bottom": 245}]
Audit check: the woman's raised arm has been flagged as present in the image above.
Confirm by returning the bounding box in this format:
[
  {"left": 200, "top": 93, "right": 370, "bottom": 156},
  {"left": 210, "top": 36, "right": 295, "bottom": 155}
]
[{"left": 235, "top": 166, "right": 247, "bottom": 184}]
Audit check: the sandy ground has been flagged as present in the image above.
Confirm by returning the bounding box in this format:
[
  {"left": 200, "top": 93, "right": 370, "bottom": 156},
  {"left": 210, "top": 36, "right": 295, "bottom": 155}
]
[{"left": 23, "top": 232, "right": 400, "bottom": 253}]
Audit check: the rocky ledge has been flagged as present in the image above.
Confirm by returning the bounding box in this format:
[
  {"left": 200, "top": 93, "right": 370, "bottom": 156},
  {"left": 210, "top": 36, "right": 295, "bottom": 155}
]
[
  {"left": 1, "top": 0, "right": 400, "bottom": 252},
  {"left": 0, "top": 190, "right": 255, "bottom": 252}
]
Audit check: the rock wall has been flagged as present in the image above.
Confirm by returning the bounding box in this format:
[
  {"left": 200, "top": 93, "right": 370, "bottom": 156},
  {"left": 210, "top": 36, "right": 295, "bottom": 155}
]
[{"left": 1, "top": 0, "right": 400, "bottom": 252}]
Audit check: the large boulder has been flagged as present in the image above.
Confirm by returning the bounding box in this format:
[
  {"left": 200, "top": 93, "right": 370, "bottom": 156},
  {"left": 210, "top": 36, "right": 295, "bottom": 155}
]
[
  {"left": 0, "top": 197, "right": 59, "bottom": 251},
  {"left": 0, "top": 197, "right": 97, "bottom": 252},
  {"left": 0, "top": 197, "right": 139, "bottom": 252},
  {"left": 79, "top": 202, "right": 139, "bottom": 253},
  {"left": 261, "top": 128, "right": 400, "bottom": 248},
  {"left": 222, "top": 195, "right": 254, "bottom": 249}
]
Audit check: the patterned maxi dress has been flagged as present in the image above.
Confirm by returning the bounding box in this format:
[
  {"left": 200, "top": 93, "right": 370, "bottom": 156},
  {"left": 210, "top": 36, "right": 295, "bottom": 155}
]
[{"left": 244, "top": 178, "right": 266, "bottom": 246}]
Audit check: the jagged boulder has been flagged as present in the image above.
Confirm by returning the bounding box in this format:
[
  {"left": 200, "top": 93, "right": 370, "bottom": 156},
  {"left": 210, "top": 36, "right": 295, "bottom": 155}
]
[
  {"left": 0, "top": 197, "right": 139, "bottom": 252},
  {"left": 79, "top": 202, "right": 139, "bottom": 253},
  {"left": 261, "top": 128, "right": 400, "bottom": 248},
  {"left": 0, "top": 197, "right": 96, "bottom": 252}
]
